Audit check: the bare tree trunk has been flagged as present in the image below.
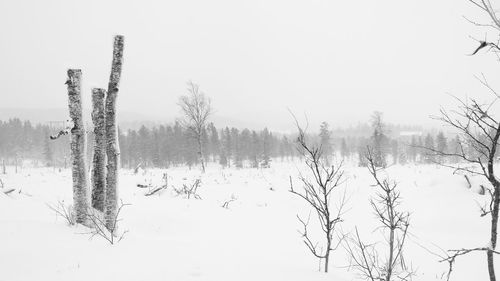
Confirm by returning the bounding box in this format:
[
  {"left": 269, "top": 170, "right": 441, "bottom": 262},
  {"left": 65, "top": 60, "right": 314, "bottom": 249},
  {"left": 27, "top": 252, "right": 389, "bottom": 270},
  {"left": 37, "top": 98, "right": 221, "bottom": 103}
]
[
  {"left": 2, "top": 159, "right": 5, "bottom": 174},
  {"left": 324, "top": 197, "right": 332, "bottom": 273},
  {"left": 324, "top": 237, "right": 330, "bottom": 273},
  {"left": 488, "top": 251, "right": 496, "bottom": 281},
  {"left": 386, "top": 226, "right": 395, "bottom": 281},
  {"left": 66, "top": 69, "right": 89, "bottom": 224},
  {"left": 104, "top": 35, "right": 124, "bottom": 232},
  {"left": 488, "top": 184, "right": 500, "bottom": 281},
  {"left": 91, "top": 88, "right": 106, "bottom": 212},
  {"left": 197, "top": 133, "right": 205, "bottom": 173},
  {"left": 487, "top": 131, "right": 500, "bottom": 281}
]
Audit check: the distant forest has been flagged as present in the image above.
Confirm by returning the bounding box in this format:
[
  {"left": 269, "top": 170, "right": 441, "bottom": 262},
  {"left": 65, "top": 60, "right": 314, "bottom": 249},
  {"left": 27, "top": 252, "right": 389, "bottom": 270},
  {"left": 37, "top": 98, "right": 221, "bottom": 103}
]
[{"left": 0, "top": 117, "right": 460, "bottom": 169}]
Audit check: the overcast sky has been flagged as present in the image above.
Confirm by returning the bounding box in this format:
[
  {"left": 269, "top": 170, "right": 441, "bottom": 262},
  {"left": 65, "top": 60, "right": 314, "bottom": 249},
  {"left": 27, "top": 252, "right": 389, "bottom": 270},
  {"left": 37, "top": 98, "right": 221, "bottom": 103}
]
[{"left": 0, "top": 0, "right": 499, "bottom": 131}]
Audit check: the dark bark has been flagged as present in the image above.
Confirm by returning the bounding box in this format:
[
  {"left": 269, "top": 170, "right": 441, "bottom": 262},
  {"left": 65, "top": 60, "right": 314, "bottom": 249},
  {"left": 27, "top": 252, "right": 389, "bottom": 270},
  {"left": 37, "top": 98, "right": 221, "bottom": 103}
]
[
  {"left": 66, "top": 69, "right": 89, "bottom": 224},
  {"left": 429, "top": 97, "right": 500, "bottom": 281},
  {"left": 104, "top": 35, "right": 124, "bottom": 232},
  {"left": 486, "top": 121, "right": 500, "bottom": 281},
  {"left": 488, "top": 182, "right": 500, "bottom": 281},
  {"left": 91, "top": 88, "right": 106, "bottom": 212}
]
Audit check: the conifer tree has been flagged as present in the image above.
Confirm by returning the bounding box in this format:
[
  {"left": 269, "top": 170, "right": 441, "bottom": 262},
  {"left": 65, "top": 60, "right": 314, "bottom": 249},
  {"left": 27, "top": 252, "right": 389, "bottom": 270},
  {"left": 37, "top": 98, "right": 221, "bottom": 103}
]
[
  {"left": 43, "top": 131, "right": 53, "bottom": 167},
  {"left": 261, "top": 128, "right": 272, "bottom": 168},
  {"left": 340, "top": 138, "right": 349, "bottom": 160},
  {"left": 251, "top": 131, "right": 260, "bottom": 168},
  {"left": 423, "top": 133, "right": 435, "bottom": 164},
  {"left": 370, "top": 111, "right": 387, "bottom": 168},
  {"left": 319, "top": 121, "right": 333, "bottom": 165},
  {"left": 436, "top": 131, "right": 447, "bottom": 164},
  {"left": 208, "top": 123, "right": 220, "bottom": 162}
]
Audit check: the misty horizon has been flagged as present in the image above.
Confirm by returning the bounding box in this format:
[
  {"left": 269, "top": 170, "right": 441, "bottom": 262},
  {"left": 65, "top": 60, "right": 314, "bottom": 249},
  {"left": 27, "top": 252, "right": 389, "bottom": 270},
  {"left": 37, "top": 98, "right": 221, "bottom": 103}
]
[
  {"left": 1, "top": 0, "right": 499, "bottom": 131},
  {"left": 0, "top": 105, "right": 436, "bottom": 134}
]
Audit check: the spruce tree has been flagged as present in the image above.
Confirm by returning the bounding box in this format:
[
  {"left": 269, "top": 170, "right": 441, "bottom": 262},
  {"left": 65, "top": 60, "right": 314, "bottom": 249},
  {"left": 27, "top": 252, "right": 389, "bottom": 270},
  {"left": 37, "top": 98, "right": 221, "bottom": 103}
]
[
  {"left": 261, "top": 128, "right": 272, "bottom": 168},
  {"left": 340, "top": 138, "right": 349, "bottom": 160},
  {"left": 370, "top": 111, "right": 387, "bottom": 168},
  {"left": 436, "top": 131, "right": 447, "bottom": 164},
  {"left": 390, "top": 139, "right": 399, "bottom": 164},
  {"left": 423, "top": 133, "right": 435, "bottom": 164},
  {"left": 319, "top": 121, "right": 333, "bottom": 165},
  {"left": 43, "top": 133, "right": 53, "bottom": 167},
  {"left": 208, "top": 123, "right": 220, "bottom": 162}
]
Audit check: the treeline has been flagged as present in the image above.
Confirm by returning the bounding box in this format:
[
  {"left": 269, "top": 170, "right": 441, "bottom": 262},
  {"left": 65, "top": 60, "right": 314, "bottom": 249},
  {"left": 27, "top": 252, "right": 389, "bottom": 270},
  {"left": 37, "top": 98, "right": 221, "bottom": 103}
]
[
  {"left": 0, "top": 117, "right": 463, "bottom": 170},
  {"left": 119, "top": 122, "right": 297, "bottom": 169},
  {"left": 0, "top": 118, "right": 70, "bottom": 167},
  {"left": 347, "top": 132, "right": 460, "bottom": 166},
  {"left": 317, "top": 118, "right": 460, "bottom": 167},
  {"left": 0, "top": 118, "right": 298, "bottom": 169}
]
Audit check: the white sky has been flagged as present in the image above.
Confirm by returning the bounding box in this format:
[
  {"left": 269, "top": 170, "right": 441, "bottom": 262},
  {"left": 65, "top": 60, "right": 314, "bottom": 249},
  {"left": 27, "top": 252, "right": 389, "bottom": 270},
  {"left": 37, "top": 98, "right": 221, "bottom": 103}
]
[{"left": 0, "top": 0, "right": 499, "bottom": 130}]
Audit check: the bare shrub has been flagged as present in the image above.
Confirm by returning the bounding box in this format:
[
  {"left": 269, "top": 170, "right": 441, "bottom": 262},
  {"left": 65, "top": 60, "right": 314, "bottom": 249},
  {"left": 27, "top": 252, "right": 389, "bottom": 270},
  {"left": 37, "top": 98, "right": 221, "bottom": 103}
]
[
  {"left": 174, "top": 179, "right": 202, "bottom": 200},
  {"left": 144, "top": 173, "right": 169, "bottom": 196},
  {"left": 344, "top": 149, "right": 413, "bottom": 281},
  {"left": 289, "top": 115, "right": 347, "bottom": 273},
  {"left": 47, "top": 200, "right": 76, "bottom": 226},
  {"left": 85, "top": 200, "right": 130, "bottom": 245}
]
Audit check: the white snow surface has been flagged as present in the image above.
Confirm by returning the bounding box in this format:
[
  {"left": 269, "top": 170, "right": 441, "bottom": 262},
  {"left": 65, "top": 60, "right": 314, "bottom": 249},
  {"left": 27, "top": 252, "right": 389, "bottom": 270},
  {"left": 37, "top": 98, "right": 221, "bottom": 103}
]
[{"left": 0, "top": 161, "right": 496, "bottom": 281}]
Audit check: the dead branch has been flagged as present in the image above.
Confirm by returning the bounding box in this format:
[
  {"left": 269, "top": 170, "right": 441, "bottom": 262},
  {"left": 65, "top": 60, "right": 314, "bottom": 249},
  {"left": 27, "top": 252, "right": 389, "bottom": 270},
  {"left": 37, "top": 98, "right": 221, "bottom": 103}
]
[
  {"left": 49, "top": 128, "right": 70, "bottom": 140},
  {"left": 3, "top": 188, "right": 15, "bottom": 195},
  {"left": 143, "top": 173, "right": 169, "bottom": 196},
  {"left": 145, "top": 186, "right": 167, "bottom": 196},
  {"left": 174, "top": 178, "right": 202, "bottom": 200},
  {"left": 464, "top": 174, "right": 473, "bottom": 189},
  {"left": 467, "top": 0, "right": 500, "bottom": 30},
  {"left": 440, "top": 247, "right": 500, "bottom": 281},
  {"left": 1, "top": 179, "right": 16, "bottom": 195},
  {"left": 0, "top": 177, "right": 15, "bottom": 195},
  {"left": 134, "top": 162, "right": 142, "bottom": 174},
  {"left": 222, "top": 195, "right": 237, "bottom": 209}
]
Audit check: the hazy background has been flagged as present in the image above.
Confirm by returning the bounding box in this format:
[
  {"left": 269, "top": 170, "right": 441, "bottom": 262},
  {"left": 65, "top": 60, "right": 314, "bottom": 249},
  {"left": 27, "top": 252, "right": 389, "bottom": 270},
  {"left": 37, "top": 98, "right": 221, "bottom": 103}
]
[{"left": 0, "top": 0, "right": 498, "bottom": 131}]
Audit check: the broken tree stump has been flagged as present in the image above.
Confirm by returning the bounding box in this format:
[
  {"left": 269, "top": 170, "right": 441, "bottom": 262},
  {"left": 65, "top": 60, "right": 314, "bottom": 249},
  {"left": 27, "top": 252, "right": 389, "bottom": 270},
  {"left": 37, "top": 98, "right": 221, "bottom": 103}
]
[
  {"left": 66, "top": 69, "right": 89, "bottom": 224},
  {"left": 91, "top": 88, "right": 107, "bottom": 212},
  {"left": 104, "top": 35, "right": 125, "bottom": 232}
]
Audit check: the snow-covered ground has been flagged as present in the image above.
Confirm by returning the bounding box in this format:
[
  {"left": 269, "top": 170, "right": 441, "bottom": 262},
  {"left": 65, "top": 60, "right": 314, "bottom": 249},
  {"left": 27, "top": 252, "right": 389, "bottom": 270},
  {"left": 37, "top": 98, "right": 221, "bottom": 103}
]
[{"left": 0, "top": 161, "right": 495, "bottom": 281}]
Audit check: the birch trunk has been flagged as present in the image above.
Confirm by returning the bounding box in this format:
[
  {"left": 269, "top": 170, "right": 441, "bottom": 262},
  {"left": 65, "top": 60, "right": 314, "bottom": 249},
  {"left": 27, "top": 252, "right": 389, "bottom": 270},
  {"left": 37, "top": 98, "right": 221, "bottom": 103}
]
[
  {"left": 91, "top": 88, "right": 106, "bottom": 212},
  {"left": 104, "top": 35, "right": 124, "bottom": 231},
  {"left": 197, "top": 133, "right": 206, "bottom": 173},
  {"left": 66, "top": 69, "right": 89, "bottom": 224}
]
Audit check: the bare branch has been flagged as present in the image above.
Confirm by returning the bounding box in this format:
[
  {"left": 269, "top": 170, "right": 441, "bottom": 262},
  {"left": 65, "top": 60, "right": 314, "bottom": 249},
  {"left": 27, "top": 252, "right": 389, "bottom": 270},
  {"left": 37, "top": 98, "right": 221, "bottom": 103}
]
[{"left": 289, "top": 113, "right": 347, "bottom": 273}]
